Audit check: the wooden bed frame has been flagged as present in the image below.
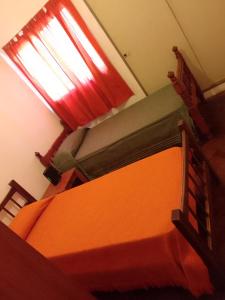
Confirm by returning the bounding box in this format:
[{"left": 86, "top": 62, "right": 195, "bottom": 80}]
[
  {"left": 168, "top": 47, "right": 211, "bottom": 139},
  {"left": 35, "top": 120, "right": 72, "bottom": 167},
  {"left": 35, "top": 46, "right": 211, "bottom": 168},
  {"left": 3, "top": 121, "right": 224, "bottom": 291},
  {"left": 173, "top": 120, "right": 223, "bottom": 288}
]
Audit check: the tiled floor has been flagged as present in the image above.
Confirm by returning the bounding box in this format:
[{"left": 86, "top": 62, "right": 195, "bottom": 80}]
[{"left": 96, "top": 93, "right": 225, "bottom": 300}]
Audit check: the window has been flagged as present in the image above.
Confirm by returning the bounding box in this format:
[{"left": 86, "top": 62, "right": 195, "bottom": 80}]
[{"left": 4, "top": 0, "right": 133, "bottom": 129}]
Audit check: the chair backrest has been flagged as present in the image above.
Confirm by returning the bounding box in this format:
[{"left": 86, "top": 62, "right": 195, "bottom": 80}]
[{"left": 0, "top": 180, "right": 36, "bottom": 224}]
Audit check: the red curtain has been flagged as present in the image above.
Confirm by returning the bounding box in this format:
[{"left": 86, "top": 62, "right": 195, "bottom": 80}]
[{"left": 3, "top": 0, "right": 133, "bottom": 129}]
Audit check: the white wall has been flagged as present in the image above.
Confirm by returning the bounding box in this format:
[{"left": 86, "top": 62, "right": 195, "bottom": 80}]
[
  {"left": 0, "top": 56, "right": 62, "bottom": 202},
  {"left": 0, "top": 0, "right": 47, "bottom": 48},
  {"left": 86, "top": 0, "right": 225, "bottom": 91},
  {"left": 168, "top": 0, "right": 225, "bottom": 87},
  {"left": 85, "top": 0, "right": 210, "bottom": 92},
  {"left": 0, "top": 0, "right": 62, "bottom": 206},
  {"left": 0, "top": 1, "right": 62, "bottom": 218}
]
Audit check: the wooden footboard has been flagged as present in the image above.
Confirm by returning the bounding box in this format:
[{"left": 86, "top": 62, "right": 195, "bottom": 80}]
[
  {"left": 0, "top": 180, "right": 36, "bottom": 222},
  {"left": 172, "top": 121, "right": 223, "bottom": 288},
  {"left": 168, "top": 47, "right": 211, "bottom": 140}
]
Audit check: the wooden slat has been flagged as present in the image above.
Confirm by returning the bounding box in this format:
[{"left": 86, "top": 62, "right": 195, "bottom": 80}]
[
  {"left": 181, "top": 128, "right": 189, "bottom": 216},
  {"left": 11, "top": 198, "right": 23, "bottom": 208},
  {"left": 187, "top": 206, "right": 210, "bottom": 238},
  {"left": 189, "top": 162, "right": 205, "bottom": 186},
  {"left": 1, "top": 180, "right": 37, "bottom": 222},
  {"left": 172, "top": 209, "right": 224, "bottom": 288},
  {"left": 187, "top": 188, "right": 206, "bottom": 214},
  {"left": 175, "top": 121, "right": 225, "bottom": 287},
  {"left": 188, "top": 171, "right": 205, "bottom": 197},
  {"left": 204, "top": 161, "right": 216, "bottom": 251},
  {"left": 3, "top": 208, "right": 15, "bottom": 218},
  {"left": 0, "top": 189, "right": 15, "bottom": 210},
  {"left": 9, "top": 180, "right": 36, "bottom": 203},
  {"left": 190, "top": 149, "right": 203, "bottom": 169}
]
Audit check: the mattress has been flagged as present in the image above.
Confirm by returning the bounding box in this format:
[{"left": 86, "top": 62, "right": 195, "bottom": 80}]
[
  {"left": 74, "top": 84, "right": 193, "bottom": 178},
  {"left": 76, "top": 85, "right": 183, "bottom": 158},
  {"left": 10, "top": 147, "right": 212, "bottom": 296}
]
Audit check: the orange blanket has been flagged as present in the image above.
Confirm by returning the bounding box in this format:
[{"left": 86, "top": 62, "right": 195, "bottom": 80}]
[{"left": 10, "top": 147, "right": 212, "bottom": 296}]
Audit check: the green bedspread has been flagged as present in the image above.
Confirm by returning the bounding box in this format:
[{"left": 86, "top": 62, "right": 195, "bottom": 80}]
[{"left": 53, "top": 84, "right": 193, "bottom": 179}]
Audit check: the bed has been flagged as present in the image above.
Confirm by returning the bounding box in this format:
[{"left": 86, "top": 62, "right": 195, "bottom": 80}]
[
  {"left": 60, "top": 85, "right": 193, "bottom": 179},
  {"left": 35, "top": 47, "right": 211, "bottom": 180},
  {"left": 10, "top": 122, "right": 221, "bottom": 297}
]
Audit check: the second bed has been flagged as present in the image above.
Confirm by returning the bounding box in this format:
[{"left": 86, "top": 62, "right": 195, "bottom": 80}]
[{"left": 11, "top": 123, "right": 219, "bottom": 297}]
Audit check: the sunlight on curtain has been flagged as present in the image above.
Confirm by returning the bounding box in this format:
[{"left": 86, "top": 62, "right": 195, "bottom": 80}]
[
  {"left": 4, "top": 0, "right": 133, "bottom": 129},
  {"left": 61, "top": 8, "right": 107, "bottom": 73},
  {"left": 32, "top": 36, "right": 74, "bottom": 91},
  {"left": 40, "top": 17, "right": 93, "bottom": 84},
  {"left": 18, "top": 14, "right": 101, "bottom": 101},
  {"left": 18, "top": 42, "right": 69, "bottom": 101}
]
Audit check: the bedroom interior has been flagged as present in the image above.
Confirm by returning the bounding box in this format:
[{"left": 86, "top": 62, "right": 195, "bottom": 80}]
[{"left": 1, "top": 0, "right": 225, "bottom": 299}]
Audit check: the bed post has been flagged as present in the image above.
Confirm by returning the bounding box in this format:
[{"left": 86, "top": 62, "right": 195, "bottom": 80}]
[
  {"left": 35, "top": 120, "right": 73, "bottom": 167},
  {"left": 172, "top": 120, "right": 225, "bottom": 289},
  {"left": 168, "top": 47, "right": 212, "bottom": 140},
  {"left": 172, "top": 46, "right": 205, "bottom": 103}
]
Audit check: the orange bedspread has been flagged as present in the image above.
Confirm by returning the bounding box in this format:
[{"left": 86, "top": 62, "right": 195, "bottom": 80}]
[{"left": 10, "top": 147, "right": 212, "bottom": 296}]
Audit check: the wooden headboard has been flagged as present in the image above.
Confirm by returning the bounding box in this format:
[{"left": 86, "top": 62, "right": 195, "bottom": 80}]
[
  {"left": 35, "top": 120, "right": 72, "bottom": 167},
  {"left": 168, "top": 46, "right": 211, "bottom": 139}
]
